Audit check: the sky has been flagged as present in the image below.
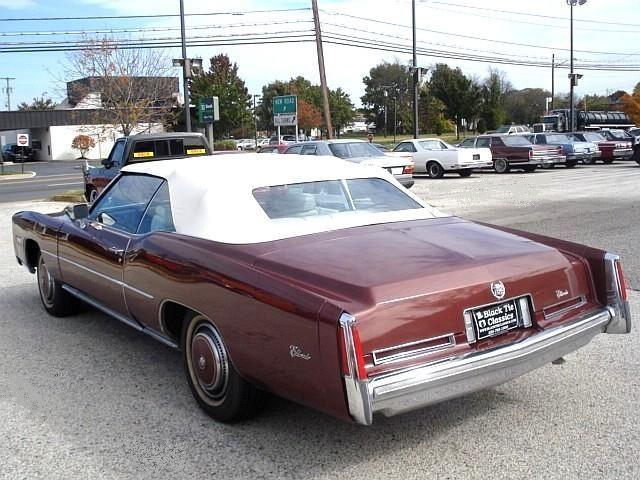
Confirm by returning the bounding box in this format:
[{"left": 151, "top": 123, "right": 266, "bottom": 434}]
[{"left": 1, "top": 0, "right": 640, "bottom": 110}]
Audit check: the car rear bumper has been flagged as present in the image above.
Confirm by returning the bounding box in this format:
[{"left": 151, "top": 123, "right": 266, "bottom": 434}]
[
  {"left": 345, "top": 307, "right": 615, "bottom": 425},
  {"left": 529, "top": 155, "right": 566, "bottom": 165},
  {"left": 395, "top": 174, "right": 414, "bottom": 189},
  {"left": 613, "top": 149, "right": 633, "bottom": 158},
  {"left": 447, "top": 161, "right": 493, "bottom": 170},
  {"left": 566, "top": 153, "right": 596, "bottom": 161}
]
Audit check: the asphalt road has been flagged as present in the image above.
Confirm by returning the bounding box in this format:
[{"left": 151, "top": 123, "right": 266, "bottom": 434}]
[
  {"left": 0, "top": 163, "right": 637, "bottom": 479},
  {"left": 0, "top": 161, "right": 87, "bottom": 203}
]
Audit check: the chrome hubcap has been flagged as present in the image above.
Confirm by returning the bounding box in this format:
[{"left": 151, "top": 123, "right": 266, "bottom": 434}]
[
  {"left": 189, "top": 322, "right": 229, "bottom": 403},
  {"left": 38, "top": 257, "right": 55, "bottom": 307}
]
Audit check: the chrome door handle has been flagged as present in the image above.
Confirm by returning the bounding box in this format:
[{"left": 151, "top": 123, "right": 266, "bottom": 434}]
[{"left": 109, "top": 247, "right": 124, "bottom": 254}]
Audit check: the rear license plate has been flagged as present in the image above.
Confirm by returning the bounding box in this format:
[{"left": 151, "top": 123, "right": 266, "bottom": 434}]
[
  {"left": 472, "top": 299, "right": 520, "bottom": 340},
  {"left": 391, "top": 167, "right": 404, "bottom": 175},
  {"left": 473, "top": 154, "right": 480, "bottom": 160}
]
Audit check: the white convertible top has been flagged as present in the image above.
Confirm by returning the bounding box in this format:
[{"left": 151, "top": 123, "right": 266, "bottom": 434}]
[{"left": 123, "top": 153, "right": 447, "bottom": 244}]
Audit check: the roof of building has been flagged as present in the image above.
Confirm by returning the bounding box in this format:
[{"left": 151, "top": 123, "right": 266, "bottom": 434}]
[{"left": 122, "top": 154, "right": 445, "bottom": 244}]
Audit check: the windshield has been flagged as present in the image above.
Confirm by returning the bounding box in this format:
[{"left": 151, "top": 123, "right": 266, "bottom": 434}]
[
  {"left": 328, "top": 142, "right": 385, "bottom": 159},
  {"left": 581, "top": 133, "right": 605, "bottom": 142},
  {"left": 252, "top": 178, "right": 422, "bottom": 220},
  {"left": 542, "top": 116, "right": 559, "bottom": 123},
  {"left": 546, "top": 134, "right": 571, "bottom": 143},
  {"left": 502, "top": 136, "right": 532, "bottom": 146}
]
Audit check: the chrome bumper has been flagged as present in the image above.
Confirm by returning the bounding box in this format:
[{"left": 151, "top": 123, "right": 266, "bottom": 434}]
[{"left": 345, "top": 307, "right": 614, "bottom": 425}]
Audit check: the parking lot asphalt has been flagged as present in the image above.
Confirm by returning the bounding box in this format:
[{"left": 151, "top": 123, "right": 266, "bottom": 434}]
[
  {"left": 0, "top": 161, "right": 87, "bottom": 203},
  {"left": 0, "top": 163, "right": 638, "bottom": 479}
]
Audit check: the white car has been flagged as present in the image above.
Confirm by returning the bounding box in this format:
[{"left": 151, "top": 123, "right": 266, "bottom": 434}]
[
  {"left": 235, "top": 139, "right": 256, "bottom": 151},
  {"left": 392, "top": 138, "right": 492, "bottom": 178}
]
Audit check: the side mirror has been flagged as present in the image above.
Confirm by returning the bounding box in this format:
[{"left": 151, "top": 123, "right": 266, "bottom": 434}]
[
  {"left": 101, "top": 158, "right": 113, "bottom": 169},
  {"left": 66, "top": 203, "right": 89, "bottom": 220}
]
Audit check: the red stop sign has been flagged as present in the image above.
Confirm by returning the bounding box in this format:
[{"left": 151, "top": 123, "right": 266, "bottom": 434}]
[{"left": 17, "top": 134, "right": 29, "bottom": 146}]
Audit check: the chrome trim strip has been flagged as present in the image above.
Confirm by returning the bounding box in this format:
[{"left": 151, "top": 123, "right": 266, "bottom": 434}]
[
  {"left": 543, "top": 296, "right": 586, "bottom": 319},
  {"left": 604, "top": 253, "right": 632, "bottom": 334},
  {"left": 372, "top": 334, "right": 455, "bottom": 366},
  {"left": 57, "top": 255, "right": 154, "bottom": 300},
  {"left": 62, "top": 285, "right": 178, "bottom": 349},
  {"left": 367, "top": 307, "right": 611, "bottom": 421},
  {"left": 378, "top": 292, "right": 433, "bottom": 305},
  {"left": 339, "top": 313, "right": 373, "bottom": 426},
  {"left": 62, "top": 284, "right": 142, "bottom": 332},
  {"left": 40, "top": 249, "right": 58, "bottom": 259}
]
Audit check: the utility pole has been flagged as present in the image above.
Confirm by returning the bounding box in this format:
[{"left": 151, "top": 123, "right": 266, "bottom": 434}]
[
  {"left": 569, "top": 2, "right": 574, "bottom": 132},
  {"left": 551, "top": 54, "right": 555, "bottom": 111},
  {"left": 179, "top": 0, "right": 191, "bottom": 132},
  {"left": 1, "top": 77, "right": 15, "bottom": 111},
  {"left": 412, "top": 0, "right": 419, "bottom": 139},
  {"left": 253, "top": 94, "right": 259, "bottom": 148},
  {"left": 311, "top": 0, "right": 334, "bottom": 139}
]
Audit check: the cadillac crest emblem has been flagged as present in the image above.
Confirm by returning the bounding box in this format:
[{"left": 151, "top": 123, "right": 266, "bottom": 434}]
[{"left": 490, "top": 281, "right": 506, "bottom": 300}]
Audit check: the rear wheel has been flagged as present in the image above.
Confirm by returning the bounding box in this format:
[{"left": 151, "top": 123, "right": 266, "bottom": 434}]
[
  {"left": 182, "top": 312, "right": 266, "bottom": 423},
  {"left": 582, "top": 157, "right": 596, "bottom": 165},
  {"left": 427, "top": 162, "right": 444, "bottom": 179},
  {"left": 458, "top": 169, "right": 472, "bottom": 177},
  {"left": 37, "top": 253, "right": 79, "bottom": 317},
  {"left": 86, "top": 187, "right": 98, "bottom": 203},
  {"left": 494, "top": 158, "right": 510, "bottom": 174},
  {"left": 541, "top": 163, "right": 555, "bottom": 169}
]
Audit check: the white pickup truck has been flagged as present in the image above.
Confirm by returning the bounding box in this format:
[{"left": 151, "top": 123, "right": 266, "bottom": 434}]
[{"left": 392, "top": 138, "right": 492, "bottom": 178}]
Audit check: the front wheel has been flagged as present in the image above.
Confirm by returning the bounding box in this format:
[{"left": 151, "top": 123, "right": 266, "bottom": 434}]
[
  {"left": 182, "top": 312, "right": 266, "bottom": 423},
  {"left": 494, "top": 158, "right": 510, "bottom": 174},
  {"left": 37, "top": 253, "right": 80, "bottom": 317},
  {"left": 583, "top": 157, "right": 596, "bottom": 165},
  {"left": 458, "top": 169, "right": 472, "bottom": 177},
  {"left": 427, "top": 162, "right": 444, "bottom": 179}
]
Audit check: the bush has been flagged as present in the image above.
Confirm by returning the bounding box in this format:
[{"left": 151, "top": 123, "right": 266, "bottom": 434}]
[
  {"left": 71, "top": 134, "right": 96, "bottom": 159},
  {"left": 214, "top": 140, "right": 237, "bottom": 151}
]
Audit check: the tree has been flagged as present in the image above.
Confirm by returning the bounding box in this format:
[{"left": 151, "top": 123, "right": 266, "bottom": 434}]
[
  {"left": 361, "top": 61, "right": 413, "bottom": 135},
  {"left": 18, "top": 94, "right": 56, "bottom": 111},
  {"left": 622, "top": 83, "right": 640, "bottom": 125},
  {"left": 329, "top": 88, "right": 355, "bottom": 136},
  {"left": 297, "top": 98, "right": 323, "bottom": 130},
  {"left": 479, "top": 69, "right": 510, "bottom": 132},
  {"left": 65, "top": 37, "right": 178, "bottom": 136},
  {"left": 503, "top": 88, "right": 551, "bottom": 125},
  {"left": 429, "top": 64, "right": 481, "bottom": 139},
  {"left": 71, "top": 134, "right": 96, "bottom": 159},
  {"left": 190, "top": 54, "right": 252, "bottom": 138}
]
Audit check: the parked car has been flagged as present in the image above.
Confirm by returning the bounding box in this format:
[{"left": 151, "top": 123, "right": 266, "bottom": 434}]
[
  {"left": 392, "top": 138, "right": 492, "bottom": 178},
  {"left": 1, "top": 143, "right": 35, "bottom": 163},
  {"left": 256, "top": 145, "right": 280, "bottom": 154},
  {"left": 632, "top": 141, "right": 640, "bottom": 165},
  {"left": 255, "top": 137, "right": 270, "bottom": 152},
  {"left": 235, "top": 138, "right": 256, "bottom": 151},
  {"left": 459, "top": 135, "right": 565, "bottom": 173},
  {"left": 268, "top": 135, "right": 298, "bottom": 146},
  {"left": 83, "top": 133, "right": 211, "bottom": 203},
  {"left": 283, "top": 139, "right": 414, "bottom": 188},
  {"left": 494, "top": 125, "right": 531, "bottom": 135},
  {"left": 525, "top": 133, "right": 598, "bottom": 168},
  {"left": 12, "top": 154, "right": 631, "bottom": 425},
  {"left": 600, "top": 129, "right": 634, "bottom": 152},
  {"left": 627, "top": 127, "right": 640, "bottom": 146},
  {"left": 571, "top": 132, "right": 630, "bottom": 164}
]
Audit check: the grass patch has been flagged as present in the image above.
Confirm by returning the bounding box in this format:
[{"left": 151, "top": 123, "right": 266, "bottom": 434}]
[{"left": 49, "top": 189, "right": 85, "bottom": 203}]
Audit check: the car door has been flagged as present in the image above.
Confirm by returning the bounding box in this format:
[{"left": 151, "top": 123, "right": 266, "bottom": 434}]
[
  {"left": 437, "top": 141, "right": 459, "bottom": 168},
  {"left": 58, "top": 174, "right": 164, "bottom": 317}
]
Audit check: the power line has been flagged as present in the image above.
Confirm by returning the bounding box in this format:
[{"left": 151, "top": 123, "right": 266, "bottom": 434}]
[
  {"left": 0, "top": 7, "right": 310, "bottom": 22},
  {"left": 321, "top": 9, "right": 640, "bottom": 57},
  {"left": 422, "top": 0, "right": 640, "bottom": 28}
]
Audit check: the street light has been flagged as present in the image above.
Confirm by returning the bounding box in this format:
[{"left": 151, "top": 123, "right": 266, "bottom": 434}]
[{"left": 567, "top": 0, "right": 587, "bottom": 132}]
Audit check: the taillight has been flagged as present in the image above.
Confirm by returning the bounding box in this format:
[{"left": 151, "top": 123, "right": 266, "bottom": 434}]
[
  {"left": 338, "top": 316, "right": 368, "bottom": 380},
  {"left": 403, "top": 164, "right": 414, "bottom": 175},
  {"left": 528, "top": 149, "right": 533, "bottom": 158},
  {"left": 616, "top": 260, "right": 628, "bottom": 301}
]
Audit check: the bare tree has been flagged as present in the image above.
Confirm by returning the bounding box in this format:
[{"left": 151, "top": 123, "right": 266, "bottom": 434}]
[{"left": 65, "top": 37, "right": 179, "bottom": 136}]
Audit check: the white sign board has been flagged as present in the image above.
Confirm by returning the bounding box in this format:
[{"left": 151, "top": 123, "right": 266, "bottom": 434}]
[
  {"left": 17, "top": 133, "right": 29, "bottom": 147},
  {"left": 274, "top": 114, "right": 297, "bottom": 127}
]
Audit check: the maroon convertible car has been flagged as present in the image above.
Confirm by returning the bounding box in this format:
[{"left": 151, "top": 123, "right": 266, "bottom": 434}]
[{"left": 12, "top": 155, "right": 631, "bottom": 425}]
